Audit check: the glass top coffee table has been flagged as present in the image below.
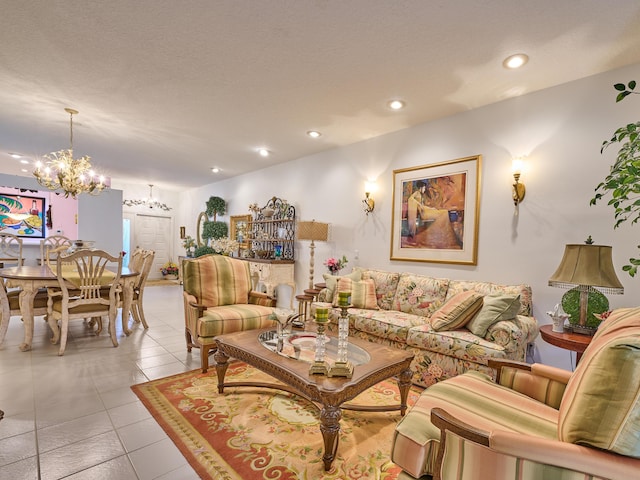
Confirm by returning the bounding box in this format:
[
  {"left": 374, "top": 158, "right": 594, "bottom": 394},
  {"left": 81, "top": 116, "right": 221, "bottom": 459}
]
[{"left": 213, "top": 327, "right": 414, "bottom": 471}]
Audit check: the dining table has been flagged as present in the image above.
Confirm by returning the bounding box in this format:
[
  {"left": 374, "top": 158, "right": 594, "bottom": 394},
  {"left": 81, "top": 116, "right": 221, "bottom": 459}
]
[{"left": 0, "top": 265, "right": 139, "bottom": 351}]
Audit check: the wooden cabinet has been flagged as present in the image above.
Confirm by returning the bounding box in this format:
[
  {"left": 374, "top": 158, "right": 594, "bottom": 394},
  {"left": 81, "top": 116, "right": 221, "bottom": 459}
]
[{"left": 243, "top": 258, "right": 295, "bottom": 309}]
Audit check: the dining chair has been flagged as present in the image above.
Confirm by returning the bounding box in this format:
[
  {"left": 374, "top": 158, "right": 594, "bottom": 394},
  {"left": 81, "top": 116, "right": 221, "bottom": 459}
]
[
  {"left": 46, "top": 249, "right": 123, "bottom": 356},
  {"left": 40, "top": 235, "right": 72, "bottom": 266},
  {"left": 0, "top": 276, "right": 49, "bottom": 346},
  {"left": 0, "top": 233, "right": 24, "bottom": 267}
]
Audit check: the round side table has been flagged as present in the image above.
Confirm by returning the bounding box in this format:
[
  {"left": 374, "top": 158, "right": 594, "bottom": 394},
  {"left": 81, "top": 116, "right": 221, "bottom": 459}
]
[{"left": 539, "top": 324, "right": 592, "bottom": 364}]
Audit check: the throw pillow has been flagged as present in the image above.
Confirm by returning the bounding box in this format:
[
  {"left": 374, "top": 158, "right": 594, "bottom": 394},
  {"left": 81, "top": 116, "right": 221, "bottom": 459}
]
[
  {"left": 351, "top": 279, "right": 379, "bottom": 310},
  {"left": 558, "top": 327, "right": 640, "bottom": 458},
  {"left": 430, "top": 291, "right": 484, "bottom": 332},
  {"left": 466, "top": 294, "right": 521, "bottom": 337},
  {"left": 323, "top": 270, "right": 362, "bottom": 301}
]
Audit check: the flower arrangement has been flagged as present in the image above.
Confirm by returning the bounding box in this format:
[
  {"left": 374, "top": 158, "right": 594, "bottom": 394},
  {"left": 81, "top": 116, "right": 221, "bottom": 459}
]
[
  {"left": 182, "top": 235, "right": 196, "bottom": 256},
  {"left": 210, "top": 237, "right": 239, "bottom": 256},
  {"left": 160, "top": 261, "right": 179, "bottom": 276},
  {"left": 248, "top": 203, "right": 260, "bottom": 214},
  {"left": 324, "top": 255, "right": 348, "bottom": 274}
]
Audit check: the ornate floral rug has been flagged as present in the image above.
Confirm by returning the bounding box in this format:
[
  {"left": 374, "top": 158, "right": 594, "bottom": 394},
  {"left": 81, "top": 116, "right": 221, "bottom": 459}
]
[{"left": 131, "top": 362, "right": 422, "bottom": 479}]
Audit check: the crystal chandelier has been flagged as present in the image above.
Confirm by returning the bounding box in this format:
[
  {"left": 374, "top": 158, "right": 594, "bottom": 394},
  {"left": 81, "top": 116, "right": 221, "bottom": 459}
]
[
  {"left": 123, "top": 184, "right": 172, "bottom": 211},
  {"left": 33, "top": 108, "right": 106, "bottom": 199}
]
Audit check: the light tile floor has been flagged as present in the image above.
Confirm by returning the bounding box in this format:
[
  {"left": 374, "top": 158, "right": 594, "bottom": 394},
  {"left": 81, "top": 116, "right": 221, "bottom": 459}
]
[{"left": 0, "top": 284, "right": 202, "bottom": 479}]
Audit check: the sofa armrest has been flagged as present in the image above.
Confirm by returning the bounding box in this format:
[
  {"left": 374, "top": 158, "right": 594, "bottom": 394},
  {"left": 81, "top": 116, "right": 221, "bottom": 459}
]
[
  {"left": 431, "top": 407, "right": 640, "bottom": 480},
  {"left": 488, "top": 360, "right": 570, "bottom": 409},
  {"left": 248, "top": 291, "right": 276, "bottom": 307}
]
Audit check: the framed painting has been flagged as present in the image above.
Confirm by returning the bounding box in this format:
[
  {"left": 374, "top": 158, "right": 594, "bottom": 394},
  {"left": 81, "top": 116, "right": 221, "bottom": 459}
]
[
  {"left": 0, "top": 193, "right": 46, "bottom": 238},
  {"left": 230, "top": 214, "right": 251, "bottom": 250},
  {"left": 390, "top": 155, "right": 481, "bottom": 264}
]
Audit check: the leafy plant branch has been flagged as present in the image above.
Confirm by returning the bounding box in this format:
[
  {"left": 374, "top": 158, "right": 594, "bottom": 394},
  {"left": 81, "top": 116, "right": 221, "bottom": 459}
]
[{"left": 591, "top": 80, "right": 640, "bottom": 276}]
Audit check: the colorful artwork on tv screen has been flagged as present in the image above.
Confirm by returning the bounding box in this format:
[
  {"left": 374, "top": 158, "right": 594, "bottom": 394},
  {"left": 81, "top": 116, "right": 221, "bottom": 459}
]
[{"left": 0, "top": 194, "right": 46, "bottom": 238}]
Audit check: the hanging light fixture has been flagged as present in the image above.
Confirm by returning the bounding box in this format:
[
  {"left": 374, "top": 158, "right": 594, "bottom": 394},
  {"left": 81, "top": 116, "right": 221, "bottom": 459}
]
[
  {"left": 33, "top": 108, "right": 106, "bottom": 198},
  {"left": 123, "top": 184, "right": 172, "bottom": 211}
]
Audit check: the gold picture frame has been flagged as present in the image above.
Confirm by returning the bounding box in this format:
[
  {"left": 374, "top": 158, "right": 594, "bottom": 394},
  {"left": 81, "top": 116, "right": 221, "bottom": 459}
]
[
  {"left": 390, "top": 155, "right": 481, "bottom": 265},
  {"left": 230, "top": 214, "right": 251, "bottom": 250}
]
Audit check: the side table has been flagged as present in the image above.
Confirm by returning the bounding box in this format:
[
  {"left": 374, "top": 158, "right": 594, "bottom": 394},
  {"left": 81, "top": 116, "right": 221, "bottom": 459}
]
[{"left": 539, "top": 324, "right": 592, "bottom": 364}]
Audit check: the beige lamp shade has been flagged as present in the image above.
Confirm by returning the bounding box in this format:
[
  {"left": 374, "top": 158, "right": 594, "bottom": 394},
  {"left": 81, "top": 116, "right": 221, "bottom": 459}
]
[
  {"left": 548, "top": 244, "right": 624, "bottom": 294},
  {"left": 298, "top": 221, "right": 329, "bottom": 242}
]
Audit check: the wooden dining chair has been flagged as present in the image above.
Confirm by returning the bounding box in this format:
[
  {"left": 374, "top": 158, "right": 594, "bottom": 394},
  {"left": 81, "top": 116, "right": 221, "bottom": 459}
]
[
  {"left": 0, "top": 233, "right": 24, "bottom": 267},
  {"left": 130, "top": 249, "right": 155, "bottom": 328},
  {"left": 46, "top": 249, "right": 123, "bottom": 355},
  {"left": 40, "top": 235, "right": 72, "bottom": 266}
]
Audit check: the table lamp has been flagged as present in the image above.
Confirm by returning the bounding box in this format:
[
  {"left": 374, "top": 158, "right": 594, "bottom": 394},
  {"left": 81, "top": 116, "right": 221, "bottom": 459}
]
[
  {"left": 297, "top": 220, "right": 329, "bottom": 290},
  {"left": 548, "top": 243, "right": 624, "bottom": 335}
]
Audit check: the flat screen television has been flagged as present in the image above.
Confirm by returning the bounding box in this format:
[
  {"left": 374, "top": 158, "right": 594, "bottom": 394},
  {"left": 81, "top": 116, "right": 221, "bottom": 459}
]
[{"left": 0, "top": 193, "right": 46, "bottom": 239}]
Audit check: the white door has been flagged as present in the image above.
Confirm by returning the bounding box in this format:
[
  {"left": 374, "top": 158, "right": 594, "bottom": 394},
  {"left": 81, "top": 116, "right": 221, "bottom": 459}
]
[{"left": 127, "top": 213, "right": 173, "bottom": 280}]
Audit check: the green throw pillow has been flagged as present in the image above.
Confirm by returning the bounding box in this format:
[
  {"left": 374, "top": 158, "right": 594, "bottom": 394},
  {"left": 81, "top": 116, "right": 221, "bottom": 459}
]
[
  {"left": 323, "top": 270, "right": 362, "bottom": 301},
  {"left": 466, "top": 294, "right": 520, "bottom": 337}
]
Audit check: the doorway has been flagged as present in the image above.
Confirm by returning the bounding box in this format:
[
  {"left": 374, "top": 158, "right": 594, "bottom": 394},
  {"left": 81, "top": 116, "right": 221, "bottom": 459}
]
[{"left": 123, "top": 212, "right": 173, "bottom": 279}]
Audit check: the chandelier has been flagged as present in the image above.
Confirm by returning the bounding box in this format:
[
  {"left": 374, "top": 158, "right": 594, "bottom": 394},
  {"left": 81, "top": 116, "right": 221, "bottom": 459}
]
[
  {"left": 123, "top": 184, "right": 172, "bottom": 211},
  {"left": 33, "top": 108, "right": 106, "bottom": 198}
]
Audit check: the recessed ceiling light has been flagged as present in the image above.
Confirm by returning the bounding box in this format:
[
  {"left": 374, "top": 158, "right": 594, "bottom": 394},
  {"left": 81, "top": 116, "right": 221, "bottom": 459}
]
[
  {"left": 20, "top": 159, "right": 29, "bottom": 164},
  {"left": 211, "top": 167, "right": 220, "bottom": 173},
  {"left": 258, "top": 148, "right": 270, "bottom": 157},
  {"left": 20, "top": 168, "right": 28, "bottom": 173},
  {"left": 388, "top": 100, "right": 405, "bottom": 110},
  {"left": 503, "top": 53, "right": 529, "bottom": 69},
  {"left": 9, "top": 153, "right": 22, "bottom": 159},
  {"left": 307, "top": 130, "right": 322, "bottom": 138}
]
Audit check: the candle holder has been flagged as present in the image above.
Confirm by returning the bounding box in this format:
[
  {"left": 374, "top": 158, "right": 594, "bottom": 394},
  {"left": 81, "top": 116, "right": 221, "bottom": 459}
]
[
  {"left": 328, "top": 304, "right": 354, "bottom": 378},
  {"left": 309, "top": 307, "right": 330, "bottom": 376}
]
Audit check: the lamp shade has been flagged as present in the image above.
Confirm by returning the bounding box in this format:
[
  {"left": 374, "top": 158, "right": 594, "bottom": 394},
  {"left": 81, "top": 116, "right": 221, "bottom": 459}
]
[
  {"left": 548, "top": 244, "right": 624, "bottom": 294},
  {"left": 298, "top": 220, "right": 329, "bottom": 242}
]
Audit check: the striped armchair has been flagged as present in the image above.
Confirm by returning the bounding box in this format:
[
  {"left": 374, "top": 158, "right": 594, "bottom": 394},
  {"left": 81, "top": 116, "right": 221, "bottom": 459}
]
[
  {"left": 392, "top": 307, "right": 640, "bottom": 480},
  {"left": 183, "top": 254, "right": 276, "bottom": 372}
]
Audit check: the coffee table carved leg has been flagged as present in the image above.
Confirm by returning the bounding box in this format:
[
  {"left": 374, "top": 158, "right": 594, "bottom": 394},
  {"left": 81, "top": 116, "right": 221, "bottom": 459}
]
[
  {"left": 214, "top": 349, "right": 229, "bottom": 393},
  {"left": 398, "top": 368, "right": 412, "bottom": 416},
  {"left": 320, "top": 405, "right": 342, "bottom": 471}
]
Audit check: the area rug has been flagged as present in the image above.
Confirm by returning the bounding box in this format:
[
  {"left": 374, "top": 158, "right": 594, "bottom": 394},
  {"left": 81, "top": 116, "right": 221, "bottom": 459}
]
[{"left": 131, "top": 362, "right": 422, "bottom": 479}]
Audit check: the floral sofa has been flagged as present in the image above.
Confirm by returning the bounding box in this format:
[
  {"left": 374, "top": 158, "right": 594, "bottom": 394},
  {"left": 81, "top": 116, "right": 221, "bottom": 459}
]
[{"left": 316, "top": 267, "right": 539, "bottom": 388}]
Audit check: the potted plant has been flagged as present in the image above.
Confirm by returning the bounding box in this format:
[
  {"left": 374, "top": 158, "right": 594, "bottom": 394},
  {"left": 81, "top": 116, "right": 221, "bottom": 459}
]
[
  {"left": 206, "top": 196, "right": 226, "bottom": 220},
  {"left": 160, "top": 261, "right": 179, "bottom": 280},
  {"left": 591, "top": 80, "right": 640, "bottom": 276},
  {"left": 182, "top": 235, "right": 196, "bottom": 257}
]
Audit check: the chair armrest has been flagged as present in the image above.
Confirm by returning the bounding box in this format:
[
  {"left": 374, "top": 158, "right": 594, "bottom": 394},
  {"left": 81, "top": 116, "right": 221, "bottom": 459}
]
[
  {"left": 489, "top": 360, "right": 570, "bottom": 409},
  {"left": 431, "top": 407, "right": 640, "bottom": 480},
  {"left": 249, "top": 291, "right": 276, "bottom": 307},
  {"left": 187, "top": 300, "right": 207, "bottom": 318}
]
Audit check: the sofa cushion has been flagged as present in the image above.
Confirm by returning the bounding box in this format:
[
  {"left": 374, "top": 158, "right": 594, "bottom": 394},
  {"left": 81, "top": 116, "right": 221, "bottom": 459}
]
[
  {"left": 392, "top": 370, "right": 559, "bottom": 479},
  {"left": 558, "top": 326, "right": 640, "bottom": 458},
  {"left": 196, "top": 304, "right": 275, "bottom": 338},
  {"left": 466, "top": 294, "right": 521, "bottom": 337},
  {"left": 430, "top": 291, "right": 483, "bottom": 331},
  {"left": 351, "top": 279, "right": 379, "bottom": 310},
  {"left": 445, "top": 280, "right": 532, "bottom": 316},
  {"left": 356, "top": 268, "right": 401, "bottom": 310},
  {"left": 322, "top": 270, "right": 362, "bottom": 302},
  {"left": 392, "top": 273, "right": 449, "bottom": 317},
  {"left": 350, "top": 308, "right": 430, "bottom": 343}
]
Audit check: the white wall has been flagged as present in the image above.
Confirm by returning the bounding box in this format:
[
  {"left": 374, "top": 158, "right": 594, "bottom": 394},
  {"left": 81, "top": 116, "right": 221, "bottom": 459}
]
[{"left": 174, "top": 62, "right": 640, "bottom": 371}]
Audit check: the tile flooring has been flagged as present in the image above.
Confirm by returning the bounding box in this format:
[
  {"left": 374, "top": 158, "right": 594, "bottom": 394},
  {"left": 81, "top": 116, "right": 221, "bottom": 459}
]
[{"left": 0, "top": 284, "right": 202, "bottom": 479}]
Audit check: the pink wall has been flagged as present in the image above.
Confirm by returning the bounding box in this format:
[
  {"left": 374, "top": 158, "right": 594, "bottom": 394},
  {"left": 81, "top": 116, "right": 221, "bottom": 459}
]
[{"left": 0, "top": 187, "right": 78, "bottom": 240}]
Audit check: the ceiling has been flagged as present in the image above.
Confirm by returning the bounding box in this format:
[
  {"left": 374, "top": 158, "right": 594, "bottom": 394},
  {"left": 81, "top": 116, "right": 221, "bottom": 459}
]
[{"left": 1, "top": 1, "right": 640, "bottom": 190}]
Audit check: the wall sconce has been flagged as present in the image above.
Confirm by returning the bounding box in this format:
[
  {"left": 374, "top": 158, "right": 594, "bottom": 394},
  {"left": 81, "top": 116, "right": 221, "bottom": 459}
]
[
  {"left": 512, "top": 157, "right": 526, "bottom": 206},
  {"left": 363, "top": 181, "right": 376, "bottom": 215}
]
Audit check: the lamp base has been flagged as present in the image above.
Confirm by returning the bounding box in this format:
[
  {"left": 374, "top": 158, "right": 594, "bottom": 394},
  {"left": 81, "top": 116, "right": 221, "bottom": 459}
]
[{"left": 327, "top": 361, "right": 354, "bottom": 378}]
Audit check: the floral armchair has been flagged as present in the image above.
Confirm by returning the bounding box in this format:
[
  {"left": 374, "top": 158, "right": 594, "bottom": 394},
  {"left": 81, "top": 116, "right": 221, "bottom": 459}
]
[
  {"left": 392, "top": 307, "right": 640, "bottom": 480},
  {"left": 183, "top": 254, "right": 276, "bottom": 372}
]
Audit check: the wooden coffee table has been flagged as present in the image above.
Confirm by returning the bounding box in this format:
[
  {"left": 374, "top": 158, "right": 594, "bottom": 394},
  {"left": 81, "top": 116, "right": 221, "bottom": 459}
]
[{"left": 213, "top": 328, "right": 414, "bottom": 471}]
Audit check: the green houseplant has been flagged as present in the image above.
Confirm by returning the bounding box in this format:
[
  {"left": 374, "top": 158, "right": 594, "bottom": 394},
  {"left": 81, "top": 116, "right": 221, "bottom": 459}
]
[
  {"left": 205, "top": 196, "right": 226, "bottom": 220},
  {"left": 591, "top": 80, "right": 640, "bottom": 276}
]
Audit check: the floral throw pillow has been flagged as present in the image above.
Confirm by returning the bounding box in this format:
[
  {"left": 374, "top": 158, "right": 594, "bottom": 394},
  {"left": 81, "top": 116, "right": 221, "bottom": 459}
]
[{"left": 323, "top": 270, "right": 362, "bottom": 302}]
